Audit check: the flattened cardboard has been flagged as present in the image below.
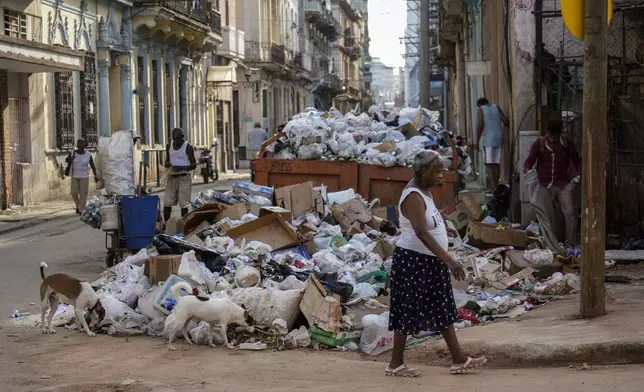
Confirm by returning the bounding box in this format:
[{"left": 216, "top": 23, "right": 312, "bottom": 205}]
[
  {"left": 216, "top": 202, "right": 261, "bottom": 221},
  {"left": 165, "top": 217, "right": 184, "bottom": 236},
  {"left": 183, "top": 203, "right": 226, "bottom": 235},
  {"left": 227, "top": 213, "right": 299, "bottom": 251},
  {"left": 259, "top": 206, "right": 293, "bottom": 222},
  {"left": 145, "top": 255, "right": 182, "bottom": 285},
  {"left": 442, "top": 195, "right": 482, "bottom": 231},
  {"left": 275, "top": 182, "right": 315, "bottom": 216},
  {"left": 467, "top": 221, "right": 527, "bottom": 248},
  {"left": 300, "top": 275, "right": 343, "bottom": 333},
  {"left": 232, "top": 181, "right": 274, "bottom": 199}
]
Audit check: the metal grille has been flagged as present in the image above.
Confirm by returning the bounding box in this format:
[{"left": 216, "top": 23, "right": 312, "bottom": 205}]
[
  {"left": 137, "top": 56, "right": 146, "bottom": 144},
  {"left": 165, "top": 63, "right": 172, "bottom": 139},
  {"left": 3, "top": 9, "right": 26, "bottom": 39},
  {"left": 152, "top": 59, "right": 159, "bottom": 144},
  {"left": 80, "top": 53, "right": 98, "bottom": 148},
  {"left": 54, "top": 72, "right": 75, "bottom": 150},
  {"left": 536, "top": 0, "right": 644, "bottom": 233}
]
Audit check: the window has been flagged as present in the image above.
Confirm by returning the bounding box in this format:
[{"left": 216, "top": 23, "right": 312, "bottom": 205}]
[
  {"left": 151, "top": 59, "right": 159, "bottom": 144},
  {"left": 179, "top": 70, "right": 186, "bottom": 130},
  {"left": 225, "top": 0, "right": 229, "bottom": 26},
  {"left": 262, "top": 89, "right": 268, "bottom": 119},
  {"left": 137, "top": 56, "right": 146, "bottom": 144},
  {"left": 80, "top": 53, "right": 98, "bottom": 149},
  {"left": 3, "top": 9, "right": 27, "bottom": 39},
  {"left": 165, "top": 63, "right": 172, "bottom": 137},
  {"left": 216, "top": 101, "right": 224, "bottom": 136},
  {"left": 54, "top": 72, "right": 75, "bottom": 150}
]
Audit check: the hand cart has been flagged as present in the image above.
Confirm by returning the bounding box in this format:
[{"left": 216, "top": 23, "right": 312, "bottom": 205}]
[{"left": 104, "top": 195, "right": 161, "bottom": 267}]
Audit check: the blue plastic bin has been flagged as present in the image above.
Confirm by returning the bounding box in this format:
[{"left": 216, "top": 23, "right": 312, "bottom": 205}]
[{"left": 120, "top": 195, "right": 159, "bottom": 249}]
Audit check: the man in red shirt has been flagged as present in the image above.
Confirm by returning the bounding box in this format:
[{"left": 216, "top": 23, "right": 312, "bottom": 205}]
[{"left": 523, "top": 119, "right": 581, "bottom": 246}]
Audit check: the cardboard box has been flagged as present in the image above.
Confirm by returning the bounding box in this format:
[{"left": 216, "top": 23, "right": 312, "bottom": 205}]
[
  {"left": 275, "top": 182, "right": 317, "bottom": 216},
  {"left": 227, "top": 213, "right": 299, "bottom": 251},
  {"left": 442, "top": 196, "right": 482, "bottom": 231},
  {"left": 466, "top": 221, "right": 527, "bottom": 248},
  {"left": 259, "top": 206, "right": 293, "bottom": 222},
  {"left": 145, "top": 255, "right": 182, "bottom": 285},
  {"left": 183, "top": 232, "right": 205, "bottom": 246},
  {"left": 216, "top": 202, "right": 261, "bottom": 222},
  {"left": 504, "top": 250, "right": 563, "bottom": 276},
  {"left": 165, "top": 217, "right": 184, "bottom": 236},
  {"left": 299, "top": 275, "right": 343, "bottom": 333},
  {"left": 232, "top": 181, "right": 274, "bottom": 200},
  {"left": 183, "top": 203, "right": 226, "bottom": 235}
]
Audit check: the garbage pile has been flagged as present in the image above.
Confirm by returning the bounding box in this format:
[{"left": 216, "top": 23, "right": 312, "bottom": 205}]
[
  {"left": 263, "top": 106, "right": 462, "bottom": 170},
  {"left": 18, "top": 180, "right": 592, "bottom": 355}
]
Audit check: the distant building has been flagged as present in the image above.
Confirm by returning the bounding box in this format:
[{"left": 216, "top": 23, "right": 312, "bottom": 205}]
[{"left": 370, "top": 58, "right": 398, "bottom": 107}]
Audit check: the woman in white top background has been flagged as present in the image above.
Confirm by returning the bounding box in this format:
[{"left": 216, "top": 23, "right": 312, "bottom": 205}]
[
  {"left": 65, "top": 139, "right": 98, "bottom": 214},
  {"left": 386, "top": 150, "right": 486, "bottom": 377}
]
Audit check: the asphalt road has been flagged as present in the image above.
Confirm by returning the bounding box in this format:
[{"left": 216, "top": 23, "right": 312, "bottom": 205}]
[{"left": 0, "top": 180, "right": 235, "bottom": 318}]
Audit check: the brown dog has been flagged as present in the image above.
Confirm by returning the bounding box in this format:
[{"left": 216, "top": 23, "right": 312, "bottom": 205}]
[{"left": 39, "top": 262, "right": 105, "bottom": 336}]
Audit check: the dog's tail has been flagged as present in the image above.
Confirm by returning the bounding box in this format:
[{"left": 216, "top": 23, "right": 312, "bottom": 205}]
[
  {"left": 40, "top": 262, "right": 48, "bottom": 280},
  {"left": 171, "top": 281, "right": 193, "bottom": 300}
]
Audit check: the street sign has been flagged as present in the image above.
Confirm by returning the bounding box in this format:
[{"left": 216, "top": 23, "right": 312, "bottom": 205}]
[
  {"left": 465, "top": 60, "right": 491, "bottom": 76},
  {"left": 561, "top": 0, "right": 614, "bottom": 40}
]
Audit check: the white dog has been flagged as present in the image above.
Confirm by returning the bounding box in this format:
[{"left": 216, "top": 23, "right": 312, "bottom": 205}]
[
  {"left": 167, "top": 281, "right": 252, "bottom": 351},
  {"left": 39, "top": 262, "right": 105, "bottom": 336}
]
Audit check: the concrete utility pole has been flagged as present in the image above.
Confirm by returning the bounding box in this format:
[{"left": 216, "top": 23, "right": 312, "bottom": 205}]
[
  {"left": 419, "top": 0, "right": 431, "bottom": 108},
  {"left": 580, "top": 0, "right": 607, "bottom": 318}
]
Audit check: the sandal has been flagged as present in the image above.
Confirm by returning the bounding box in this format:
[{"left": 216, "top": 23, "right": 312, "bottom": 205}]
[
  {"left": 385, "top": 364, "right": 421, "bottom": 377},
  {"left": 450, "top": 356, "right": 487, "bottom": 374}
]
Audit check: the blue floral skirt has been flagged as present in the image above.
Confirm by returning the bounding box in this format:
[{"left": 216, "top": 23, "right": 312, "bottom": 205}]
[{"left": 388, "top": 247, "right": 458, "bottom": 334}]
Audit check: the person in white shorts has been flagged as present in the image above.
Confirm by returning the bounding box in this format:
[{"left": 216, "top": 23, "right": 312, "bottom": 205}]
[
  {"left": 164, "top": 128, "right": 196, "bottom": 222},
  {"left": 475, "top": 97, "right": 508, "bottom": 191}
]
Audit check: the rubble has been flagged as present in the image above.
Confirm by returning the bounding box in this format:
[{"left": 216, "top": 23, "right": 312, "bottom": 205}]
[{"left": 20, "top": 108, "right": 600, "bottom": 357}]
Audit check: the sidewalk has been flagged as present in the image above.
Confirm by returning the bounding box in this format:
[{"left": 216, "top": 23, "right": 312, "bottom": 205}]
[
  {"left": 395, "top": 264, "right": 644, "bottom": 368},
  {"left": 0, "top": 171, "right": 250, "bottom": 235}
]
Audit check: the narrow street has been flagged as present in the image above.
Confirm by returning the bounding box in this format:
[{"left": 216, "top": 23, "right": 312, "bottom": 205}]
[{"left": 0, "top": 180, "right": 642, "bottom": 391}]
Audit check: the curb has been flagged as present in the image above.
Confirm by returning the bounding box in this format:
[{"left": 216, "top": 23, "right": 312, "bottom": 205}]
[{"left": 366, "top": 339, "right": 644, "bottom": 369}]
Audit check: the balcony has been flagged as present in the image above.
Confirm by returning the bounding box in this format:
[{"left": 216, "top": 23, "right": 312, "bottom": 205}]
[
  {"left": 339, "top": 0, "right": 359, "bottom": 22},
  {"left": 132, "top": 1, "right": 222, "bottom": 51},
  {"left": 293, "top": 53, "right": 303, "bottom": 69},
  {"left": 219, "top": 26, "right": 245, "bottom": 60},
  {"left": 207, "top": 65, "right": 237, "bottom": 84},
  {"left": 0, "top": 6, "right": 83, "bottom": 73},
  {"left": 304, "top": 0, "right": 340, "bottom": 37},
  {"left": 245, "top": 41, "right": 287, "bottom": 70},
  {"left": 439, "top": 0, "right": 462, "bottom": 43}
]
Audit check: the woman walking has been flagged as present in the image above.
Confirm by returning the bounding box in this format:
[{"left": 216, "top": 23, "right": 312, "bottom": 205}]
[
  {"left": 65, "top": 139, "right": 98, "bottom": 214},
  {"left": 386, "top": 150, "right": 487, "bottom": 377}
]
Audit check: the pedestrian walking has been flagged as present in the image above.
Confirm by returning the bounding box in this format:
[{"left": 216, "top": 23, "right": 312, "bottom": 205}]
[
  {"left": 247, "top": 122, "right": 268, "bottom": 159},
  {"left": 386, "top": 150, "right": 487, "bottom": 377},
  {"left": 164, "top": 128, "right": 197, "bottom": 222},
  {"left": 523, "top": 119, "right": 581, "bottom": 246},
  {"left": 65, "top": 139, "right": 98, "bottom": 214},
  {"left": 475, "top": 97, "right": 509, "bottom": 191}
]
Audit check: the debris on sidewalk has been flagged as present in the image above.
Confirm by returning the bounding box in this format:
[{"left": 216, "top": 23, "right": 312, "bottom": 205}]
[{"left": 18, "top": 106, "right": 599, "bottom": 358}]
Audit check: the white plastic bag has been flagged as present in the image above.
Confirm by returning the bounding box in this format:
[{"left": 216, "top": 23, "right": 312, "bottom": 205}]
[
  {"left": 359, "top": 311, "right": 394, "bottom": 355},
  {"left": 278, "top": 275, "right": 307, "bottom": 291},
  {"left": 177, "top": 251, "right": 205, "bottom": 285},
  {"left": 189, "top": 321, "right": 225, "bottom": 345},
  {"left": 98, "top": 130, "right": 136, "bottom": 195},
  {"left": 284, "top": 326, "right": 311, "bottom": 348},
  {"left": 123, "top": 248, "right": 149, "bottom": 266},
  {"left": 524, "top": 248, "right": 555, "bottom": 268},
  {"left": 230, "top": 287, "right": 303, "bottom": 329}
]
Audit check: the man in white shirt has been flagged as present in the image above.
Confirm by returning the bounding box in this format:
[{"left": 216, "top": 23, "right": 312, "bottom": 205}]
[
  {"left": 164, "top": 128, "right": 196, "bottom": 222},
  {"left": 247, "top": 122, "right": 268, "bottom": 159}
]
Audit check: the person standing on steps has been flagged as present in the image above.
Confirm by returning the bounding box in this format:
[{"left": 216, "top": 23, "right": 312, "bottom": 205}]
[
  {"left": 475, "top": 97, "right": 509, "bottom": 191},
  {"left": 65, "top": 138, "right": 98, "bottom": 215},
  {"left": 386, "top": 150, "right": 487, "bottom": 378},
  {"left": 164, "top": 128, "right": 196, "bottom": 222}
]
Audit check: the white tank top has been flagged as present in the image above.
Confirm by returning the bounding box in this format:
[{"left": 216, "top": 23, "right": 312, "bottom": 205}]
[
  {"left": 169, "top": 140, "right": 191, "bottom": 167},
  {"left": 396, "top": 187, "right": 449, "bottom": 256},
  {"left": 71, "top": 151, "right": 91, "bottom": 178}
]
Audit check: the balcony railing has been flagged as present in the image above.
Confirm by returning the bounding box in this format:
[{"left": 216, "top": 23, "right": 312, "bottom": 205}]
[
  {"left": 304, "top": 0, "right": 340, "bottom": 38},
  {"left": 1, "top": 7, "right": 42, "bottom": 43},
  {"left": 157, "top": 1, "right": 221, "bottom": 34},
  {"left": 211, "top": 10, "right": 221, "bottom": 35},
  {"left": 245, "top": 41, "right": 286, "bottom": 65}
]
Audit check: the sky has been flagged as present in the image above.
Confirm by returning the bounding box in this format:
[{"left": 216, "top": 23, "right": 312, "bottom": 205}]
[{"left": 368, "top": 0, "right": 406, "bottom": 68}]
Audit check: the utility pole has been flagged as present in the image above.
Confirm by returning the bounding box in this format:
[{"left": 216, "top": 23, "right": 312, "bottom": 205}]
[
  {"left": 419, "top": 0, "right": 431, "bottom": 108},
  {"left": 580, "top": 0, "right": 607, "bottom": 318}
]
